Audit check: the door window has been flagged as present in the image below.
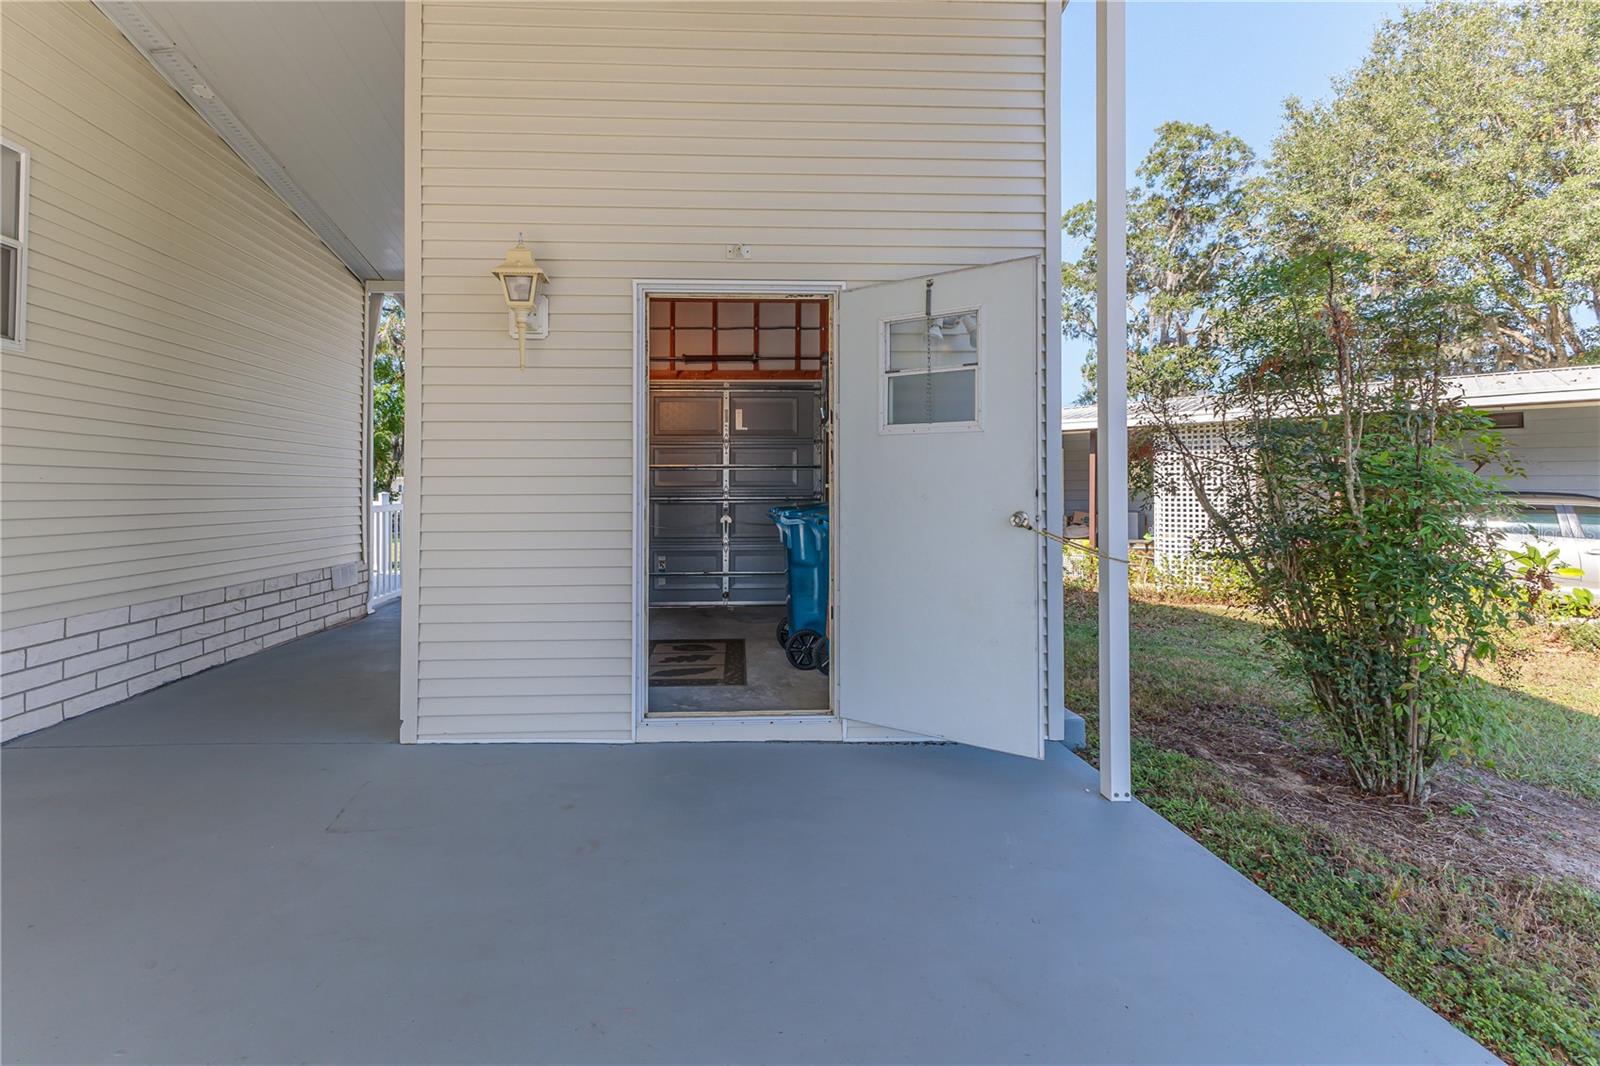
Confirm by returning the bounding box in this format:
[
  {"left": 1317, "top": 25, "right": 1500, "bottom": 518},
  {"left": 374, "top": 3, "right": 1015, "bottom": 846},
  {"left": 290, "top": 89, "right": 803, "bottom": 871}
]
[{"left": 883, "top": 310, "right": 980, "bottom": 429}]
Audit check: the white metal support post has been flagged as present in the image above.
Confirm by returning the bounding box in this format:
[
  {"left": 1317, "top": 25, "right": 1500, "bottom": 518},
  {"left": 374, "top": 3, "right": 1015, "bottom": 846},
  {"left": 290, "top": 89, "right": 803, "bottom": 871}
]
[
  {"left": 1096, "top": 0, "right": 1132, "bottom": 801},
  {"left": 362, "top": 288, "right": 384, "bottom": 611}
]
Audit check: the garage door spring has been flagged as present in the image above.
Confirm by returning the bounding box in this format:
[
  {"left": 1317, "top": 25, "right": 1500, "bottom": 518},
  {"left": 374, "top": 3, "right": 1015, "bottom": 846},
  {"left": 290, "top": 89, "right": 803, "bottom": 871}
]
[{"left": 1009, "top": 512, "right": 1131, "bottom": 565}]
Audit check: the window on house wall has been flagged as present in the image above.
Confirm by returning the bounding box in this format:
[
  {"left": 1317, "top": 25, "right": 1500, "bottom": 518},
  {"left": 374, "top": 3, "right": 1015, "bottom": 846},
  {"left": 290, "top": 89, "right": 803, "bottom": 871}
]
[
  {"left": 883, "top": 310, "right": 981, "bottom": 429},
  {"left": 1575, "top": 507, "right": 1600, "bottom": 539},
  {"left": 1487, "top": 411, "right": 1524, "bottom": 430},
  {"left": 1486, "top": 505, "right": 1563, "bottom": 538},
  {"left": 1, "top": 140, "right": 27, "bottom": 349}
]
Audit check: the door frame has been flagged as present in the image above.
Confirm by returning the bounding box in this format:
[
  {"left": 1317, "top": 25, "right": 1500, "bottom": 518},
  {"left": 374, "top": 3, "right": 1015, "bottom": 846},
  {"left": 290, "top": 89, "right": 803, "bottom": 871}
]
[{"left": 631, "top": 279, "right": 845, "bottom": 742}]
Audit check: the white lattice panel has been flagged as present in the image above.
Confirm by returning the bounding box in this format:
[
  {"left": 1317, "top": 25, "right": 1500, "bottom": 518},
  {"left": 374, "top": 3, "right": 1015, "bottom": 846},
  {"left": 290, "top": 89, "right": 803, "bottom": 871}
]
[{"left": 1154, "top": 425, "right": 1228, "bottom": 574}]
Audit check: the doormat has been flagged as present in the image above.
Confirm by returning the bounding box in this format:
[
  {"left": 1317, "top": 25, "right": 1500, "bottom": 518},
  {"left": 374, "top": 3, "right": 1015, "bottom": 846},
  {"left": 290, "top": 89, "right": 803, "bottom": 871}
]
[{"left": 648, "top": 639, "right": 746, "bottom": 686}]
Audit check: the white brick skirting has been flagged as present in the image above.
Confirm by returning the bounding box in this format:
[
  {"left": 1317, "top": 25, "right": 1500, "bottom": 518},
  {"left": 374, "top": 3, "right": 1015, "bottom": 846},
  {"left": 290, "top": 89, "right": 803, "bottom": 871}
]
[{"left": 1, "top": 565, "right": 368, "bottom": 742}]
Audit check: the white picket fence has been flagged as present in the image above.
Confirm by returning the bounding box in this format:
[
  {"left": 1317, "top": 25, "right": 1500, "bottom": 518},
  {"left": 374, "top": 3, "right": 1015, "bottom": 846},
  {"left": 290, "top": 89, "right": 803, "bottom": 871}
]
[{"left": 370, "top": 493, "right": 402, "bottom": 606}]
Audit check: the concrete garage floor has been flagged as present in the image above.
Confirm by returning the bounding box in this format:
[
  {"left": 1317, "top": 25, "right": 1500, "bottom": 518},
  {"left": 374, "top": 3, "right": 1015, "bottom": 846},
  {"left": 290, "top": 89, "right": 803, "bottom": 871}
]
[
  {"left": 1, "top": 602, "right": 1489, "bottom": 1065},
  {"left": 648, "top": 604, "right": 829, "bottom": 714}
]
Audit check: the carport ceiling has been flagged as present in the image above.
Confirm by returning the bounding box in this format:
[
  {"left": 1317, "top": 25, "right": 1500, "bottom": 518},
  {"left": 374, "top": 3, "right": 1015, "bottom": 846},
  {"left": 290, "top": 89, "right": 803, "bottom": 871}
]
[{"left": 96, "top": 1, "right": 404, "bottom": 282}]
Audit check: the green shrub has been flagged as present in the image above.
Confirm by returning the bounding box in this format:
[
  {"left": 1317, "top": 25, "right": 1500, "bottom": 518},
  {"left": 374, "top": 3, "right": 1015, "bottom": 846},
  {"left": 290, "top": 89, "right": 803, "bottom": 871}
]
[
  {"left": 1063, "top": 544, "right": 1251, "bottom": 606},
  {"left": 1506, "top": 545, "right": 1588, "bottom": 614},
  {"left": 1144, "top": 250, "right": 1519, "bottom": 804},
  {"left": 1562, "top": 621, "right": 1600, "bottom": 654}
]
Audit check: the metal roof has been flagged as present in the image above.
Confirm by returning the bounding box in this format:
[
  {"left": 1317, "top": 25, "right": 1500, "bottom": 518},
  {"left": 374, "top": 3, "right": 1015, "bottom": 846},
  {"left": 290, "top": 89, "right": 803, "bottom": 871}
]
[{"left": 1062, "top": 366, "right": 1600, "bottom": 432}]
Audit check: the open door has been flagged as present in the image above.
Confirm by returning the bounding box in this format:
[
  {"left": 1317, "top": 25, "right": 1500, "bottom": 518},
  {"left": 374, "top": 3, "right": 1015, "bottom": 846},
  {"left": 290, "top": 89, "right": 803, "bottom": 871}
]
[{"left": 835, "top": 257, "right": 1044, "bottom": 758}]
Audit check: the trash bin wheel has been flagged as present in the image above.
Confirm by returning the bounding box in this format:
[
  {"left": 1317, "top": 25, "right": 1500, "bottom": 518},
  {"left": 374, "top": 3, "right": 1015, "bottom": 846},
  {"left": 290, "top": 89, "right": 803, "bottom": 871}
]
[
  {"left": 784, "top": 629, "right": 824, "bottom": 671},
  {"left": 776, "top": 619, "right": 791, "bottom": 646},
  {"left": 817, "top": 639, "right": 829, "bottom": 677}
]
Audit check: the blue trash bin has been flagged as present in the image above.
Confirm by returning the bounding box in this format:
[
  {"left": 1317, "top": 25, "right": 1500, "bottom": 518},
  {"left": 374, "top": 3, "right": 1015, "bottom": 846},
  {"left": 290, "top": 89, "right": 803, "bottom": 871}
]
[{"left": 769, "top": 503, "right": 829, "bottom": 673}]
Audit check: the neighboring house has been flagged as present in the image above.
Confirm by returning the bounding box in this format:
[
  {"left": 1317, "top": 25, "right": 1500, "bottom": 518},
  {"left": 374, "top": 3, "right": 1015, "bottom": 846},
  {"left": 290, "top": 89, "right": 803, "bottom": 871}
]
[
  {"left": 2, "top": 1, "right": 1078, "bottom": 762},
  {"left": 1059, "top": 414, "right": 1152, "bottom": 539},
  {"left": 1066, "top": 367, "right": 1600, "bottom": 576}
]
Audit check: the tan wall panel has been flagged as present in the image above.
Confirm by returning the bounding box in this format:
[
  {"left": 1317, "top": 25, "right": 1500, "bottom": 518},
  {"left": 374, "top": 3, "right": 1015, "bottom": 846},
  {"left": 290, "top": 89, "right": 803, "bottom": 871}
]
[
  {"left": 411, "top": 1, "right": 1049, "bottom": 740},
  {"left": 1, "top": 2, "right": 364, "bottom": 626}
]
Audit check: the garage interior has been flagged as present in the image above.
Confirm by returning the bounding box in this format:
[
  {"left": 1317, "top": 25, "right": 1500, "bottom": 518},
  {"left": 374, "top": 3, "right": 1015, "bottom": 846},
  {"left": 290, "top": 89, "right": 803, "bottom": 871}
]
[{"left": 645, "top": 296, "right": 831, "bottom": 716}]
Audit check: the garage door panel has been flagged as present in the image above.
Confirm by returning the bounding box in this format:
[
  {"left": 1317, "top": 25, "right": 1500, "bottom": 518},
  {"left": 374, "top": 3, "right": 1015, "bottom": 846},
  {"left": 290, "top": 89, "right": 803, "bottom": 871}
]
[
  {"left": 728, "top": 443, "right": 820, "bottom": 494},
  {"left": 729, "top": 391, "right": 818, "bottom": 438},
  {"left": 649, "top": 381, "right": 822, "bottom": 606},
  {"left": 650, "top": 547, "right": 724, "bottom": 604},
  {"left": 651, "top": 499, "right": 721, "bottom": 541},
  {"left": 650, "top": 445, "right": 723, "bottom": 492},
  {"left": 728, "top": 544, "right": 789, "bottom": 601},
  {"left": 651, "top": 393, "right": 723, "bottom": 438}
]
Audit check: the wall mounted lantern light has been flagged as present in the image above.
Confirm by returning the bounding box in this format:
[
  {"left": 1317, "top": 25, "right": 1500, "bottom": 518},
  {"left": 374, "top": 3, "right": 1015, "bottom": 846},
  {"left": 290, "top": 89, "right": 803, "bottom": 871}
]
[{"left": 490, "top": 234, "right": 550, "bottom": 369}]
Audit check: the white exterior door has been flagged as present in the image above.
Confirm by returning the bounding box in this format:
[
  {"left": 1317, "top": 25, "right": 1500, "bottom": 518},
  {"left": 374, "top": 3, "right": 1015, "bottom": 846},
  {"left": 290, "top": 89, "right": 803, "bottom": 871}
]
[{"left": 835, "top": 257, "right": 1044, "bottom": 758}]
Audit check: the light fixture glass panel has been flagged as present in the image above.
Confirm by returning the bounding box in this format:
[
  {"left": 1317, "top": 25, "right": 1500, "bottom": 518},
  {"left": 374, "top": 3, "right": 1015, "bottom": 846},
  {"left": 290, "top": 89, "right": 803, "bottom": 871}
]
[
  {"left": 503, "top": 274, "right": 533, "bottom": 304},
  {"left": 887, "top": 369, "right": 976, "bottom": 426},
  {"left": 887, "top": 312, "right": 979, "bottom": 372},
  {"left": 1, "top": 146, "right": 18, "bottom": 242}
]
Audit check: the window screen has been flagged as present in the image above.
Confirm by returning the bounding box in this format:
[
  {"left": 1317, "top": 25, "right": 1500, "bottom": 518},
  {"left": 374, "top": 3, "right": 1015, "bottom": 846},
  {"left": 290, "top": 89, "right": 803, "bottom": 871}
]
[{"left": 884, "top": 311, "right": 979, "bottom": 428}]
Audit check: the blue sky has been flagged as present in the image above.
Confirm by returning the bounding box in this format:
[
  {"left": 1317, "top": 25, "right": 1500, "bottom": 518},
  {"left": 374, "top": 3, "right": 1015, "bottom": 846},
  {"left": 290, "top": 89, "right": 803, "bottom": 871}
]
[{"left": 1058, "top": 1, "right": 1406, "bottom": 393}]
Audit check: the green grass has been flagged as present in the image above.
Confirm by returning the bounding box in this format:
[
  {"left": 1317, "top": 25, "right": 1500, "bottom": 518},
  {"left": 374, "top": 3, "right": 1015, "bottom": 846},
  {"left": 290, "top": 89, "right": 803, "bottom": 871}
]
[
  {"left": 1477, "top": 628, "right": 1600, "bottom": 802},
  {"left": 1111, "top": 734, "right": 1600, "bottom": 1066},
  {"left": 1066, "top": 587, "right": 1600, "bottom": 1064},
  {"left": 1063, "top": 586, "right": 1600, "bottom": 802},
  {"left": 1063, "top": 589, "right": 1305, "bottom": 723}
]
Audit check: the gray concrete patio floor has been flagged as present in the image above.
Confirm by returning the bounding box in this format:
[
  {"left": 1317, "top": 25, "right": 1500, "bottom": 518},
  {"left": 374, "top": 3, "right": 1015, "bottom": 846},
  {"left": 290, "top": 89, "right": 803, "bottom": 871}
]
[{"left": 2, "top": 601, "right": 1490, "bottom": 1065}]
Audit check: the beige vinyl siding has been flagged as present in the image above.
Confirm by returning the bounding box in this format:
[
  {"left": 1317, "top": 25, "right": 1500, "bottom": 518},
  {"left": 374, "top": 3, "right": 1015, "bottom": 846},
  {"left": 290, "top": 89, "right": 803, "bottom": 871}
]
[
  {"left": 1492, "top": 404, "right": 1600, "bottom": 498},
  {"left": 410, "top": 1, "right": 1049, "bottom": 742},
  {"left": 0, "top": 2, "right": 364, "bottom": 629},
  {"left": 1063, "top": 432, "right": 1092, "bottom": 515}
]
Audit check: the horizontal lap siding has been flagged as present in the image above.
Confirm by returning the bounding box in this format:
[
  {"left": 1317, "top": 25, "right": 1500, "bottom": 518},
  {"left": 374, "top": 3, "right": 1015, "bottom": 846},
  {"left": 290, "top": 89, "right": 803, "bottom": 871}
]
[
  {"left": 1496, "top": 405, "right": 1600, "bottom": 497},
  {"left": 1063, "top": 432, "right": 1091, "bottom": 514},
  {"left": 413, "top": 1, "right": 1047, "bottom": 742},
  {"left": 1, "top": 3, "right": 364, "bottom": 628}
]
